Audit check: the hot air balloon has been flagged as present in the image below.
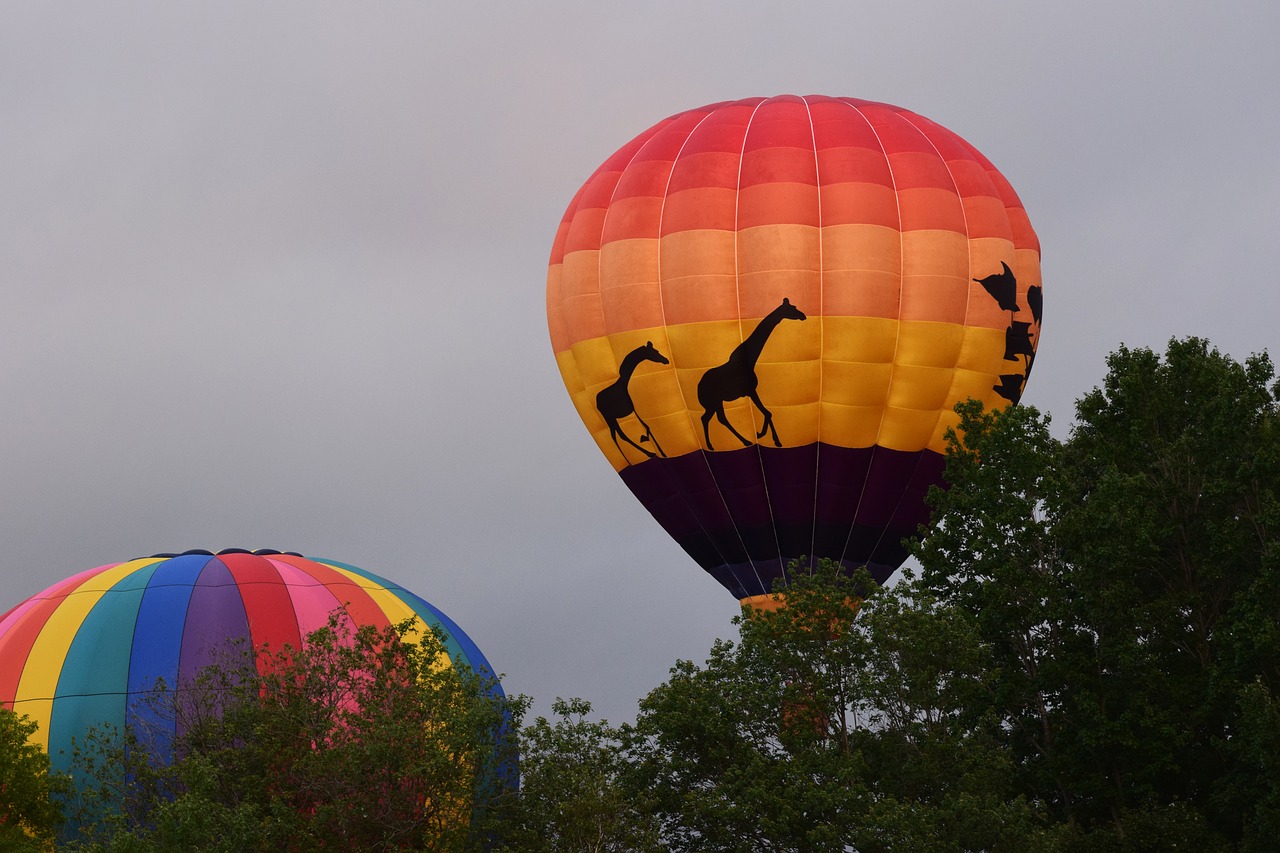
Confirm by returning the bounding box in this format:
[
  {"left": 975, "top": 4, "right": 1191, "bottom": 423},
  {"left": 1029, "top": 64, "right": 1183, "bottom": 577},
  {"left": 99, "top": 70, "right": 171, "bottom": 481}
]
[
  {"left": 547, "top": 95, "right": 1041, "bottom": 606},
  {"left": 0, "top": 549, "right": 509, "bottom": 779}
]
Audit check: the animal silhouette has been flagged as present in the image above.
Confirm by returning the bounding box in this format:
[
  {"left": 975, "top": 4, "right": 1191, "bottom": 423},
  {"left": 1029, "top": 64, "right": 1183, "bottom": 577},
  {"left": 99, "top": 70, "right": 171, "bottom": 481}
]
[
  {"left": 976, "top": 261, "right": 1039, "bottom": 405},
  {"left": 697, "top": 298, "right": 806, "bottom": 450},
  {"left": 596, "top": 341, "right": 669, "bottom": 461},
  {"left": 1026, "top": 284, "right": 1043, "bottom": 325},
  {"left": 993, "top": 373, "right": 1026, "bottom": 404},
  {"left": 974, "top": 261, "right": 1019, "bottom": 312},
  {"left": 1003, "top": 320, "right": 1035, "bottom": 362}
]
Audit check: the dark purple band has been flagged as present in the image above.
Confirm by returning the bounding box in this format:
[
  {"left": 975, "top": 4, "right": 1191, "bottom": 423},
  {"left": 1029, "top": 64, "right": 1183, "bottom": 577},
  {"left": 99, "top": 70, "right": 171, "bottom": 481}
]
[{"left": 619, "top": 443, "right": 944, "bottom": 599}]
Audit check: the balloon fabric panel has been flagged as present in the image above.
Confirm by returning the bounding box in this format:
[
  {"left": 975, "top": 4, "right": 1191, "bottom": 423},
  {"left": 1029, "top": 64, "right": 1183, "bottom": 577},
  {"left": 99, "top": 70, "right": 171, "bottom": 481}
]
[
  {"left": 49, "top": 562, "right": 162, "bottom": 770},
  {"left": 0, "top": 566, "right": 113, "bottom": 712},
  {"left": 15, "top": 561, "right": 149, "bottom": 743}
]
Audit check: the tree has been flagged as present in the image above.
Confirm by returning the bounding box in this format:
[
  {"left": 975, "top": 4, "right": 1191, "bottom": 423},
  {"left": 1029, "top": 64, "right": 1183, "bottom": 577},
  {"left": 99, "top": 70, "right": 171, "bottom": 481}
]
[
  {"left": 625, "top": 337, "right": 1278, "bottom": 852},
  {"left": 627, "top": 563, "right": 1053, "bottom": 852},
  {"left": 917, "top": 337, "right": 1280, "bottom": 849},
  {"left": 66, "top": 615, "right": 524, "bottom": 852},
  {"left": 497, "top": 698, "right": 663, "bottom": 853},
  {"left": 0, "top": 706, "right": 66, "bottom": 851}
]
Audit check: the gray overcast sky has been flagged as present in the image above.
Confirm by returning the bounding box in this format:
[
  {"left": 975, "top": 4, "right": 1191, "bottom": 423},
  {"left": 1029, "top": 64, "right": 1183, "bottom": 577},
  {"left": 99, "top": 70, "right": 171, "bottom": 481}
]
[{"left": 2, "top": 1, "right": 1277, "bottom": 724}]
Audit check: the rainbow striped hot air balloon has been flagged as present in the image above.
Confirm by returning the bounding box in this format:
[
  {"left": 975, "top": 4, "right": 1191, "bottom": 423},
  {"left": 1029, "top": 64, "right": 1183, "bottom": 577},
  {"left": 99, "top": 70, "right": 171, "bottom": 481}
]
[
  {"left": 0, "top": 549, "right": 505, "bottom": 773},
  {"left": 547, "top": 95, "right": 1042, "bottom": 605}
]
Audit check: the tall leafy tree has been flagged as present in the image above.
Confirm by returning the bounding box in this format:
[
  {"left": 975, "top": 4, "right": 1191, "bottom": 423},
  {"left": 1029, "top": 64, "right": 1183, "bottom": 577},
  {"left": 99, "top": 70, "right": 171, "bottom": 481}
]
[
  {"left": 625, "top": 337, "right": 1278, "bottom": 852},
  {"left": 66, "top": 616, "right": 524, "bottom": 852},
  {"left": 919, "top": 337, "right": 1280, "bottom": 848},
  {"left": 626, "top": 563, "right": 1052, "bottom": 853},
  {"left": 0, "top": 706, "right": 66, "bottom": 851},
  {"left": 497, "top": 698, "right": 663, "bottom": 853}
]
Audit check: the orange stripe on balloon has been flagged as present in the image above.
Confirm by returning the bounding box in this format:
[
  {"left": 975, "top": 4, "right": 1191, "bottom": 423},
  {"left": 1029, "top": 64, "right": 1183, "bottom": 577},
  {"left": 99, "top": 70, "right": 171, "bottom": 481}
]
[
  {"left": 609, "top": 158, "right": 674, "bottom": 203},
  {"left": 562, "top": 204, "right": 608, "bottom": 255},
  {"left": 736, "top": 182, "right": 821, "bottom": 229},
  {"left": 819, "top": 182, "right": 900, "bottom": 228},
  {"left": 600, "top": 195, "right": 664, "bottom": 243},
  {"left": 740, "top": 145, "right": 818, "bottom": 188},
  {"left": 658, "top": 186, "right": 738, "bottom": 235},
  {"left": 665, "top": 150, "right": 741, "bottom": 194}
]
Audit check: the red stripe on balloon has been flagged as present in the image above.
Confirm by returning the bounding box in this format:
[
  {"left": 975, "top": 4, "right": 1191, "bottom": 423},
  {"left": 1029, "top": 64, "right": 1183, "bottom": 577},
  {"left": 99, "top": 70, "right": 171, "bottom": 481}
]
[{"left": 218, "top": 553, "right": 303, "bottom": 660}]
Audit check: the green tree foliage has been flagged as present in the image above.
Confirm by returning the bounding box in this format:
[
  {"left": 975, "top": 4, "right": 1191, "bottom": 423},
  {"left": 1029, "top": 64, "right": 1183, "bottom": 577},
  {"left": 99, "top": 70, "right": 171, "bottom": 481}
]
[
  {"left": 66, "top": 616, "right": 524, "bottom": 852},
  {"left": 47, "top": 336, "right": 1279, "bottom": 852},
  {"left": 917, "top": 337, "right": 1280, "bottom": 849},
  {"left": 0, "top": 706, "right": 66, "bottom": 851},
  {"left": 497, "top": 698, "right": 663, "bottom": 853},
  {"left": 626, "top": 564, "right": 1053, "bottom": 852},
  {"left": 620, "top": 337, "right": 1278, "bottom": 851}
]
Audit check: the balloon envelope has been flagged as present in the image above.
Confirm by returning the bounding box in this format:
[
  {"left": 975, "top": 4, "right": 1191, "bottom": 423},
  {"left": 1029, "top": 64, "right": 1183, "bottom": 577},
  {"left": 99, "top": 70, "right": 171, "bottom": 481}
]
[
  {"left": 547, "top": 95, "right": 1041, "bottom": 602},
  {"left": 0, "top": 549, "right": 508, "bottom": 774}
]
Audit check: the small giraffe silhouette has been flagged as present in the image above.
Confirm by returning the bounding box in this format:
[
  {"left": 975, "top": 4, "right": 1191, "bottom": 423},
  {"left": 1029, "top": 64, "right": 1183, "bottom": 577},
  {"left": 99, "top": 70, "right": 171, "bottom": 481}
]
[
  {"left": 596, "top": 341, "right": 669, "bottom": 461},
  {"left": 697, "top": 298, "right": 807, "bottom": 450}
]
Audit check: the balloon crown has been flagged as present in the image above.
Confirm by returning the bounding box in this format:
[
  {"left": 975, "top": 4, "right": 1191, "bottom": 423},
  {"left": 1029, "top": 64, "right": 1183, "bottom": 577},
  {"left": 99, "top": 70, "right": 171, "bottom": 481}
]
[{"left": 142, "top": 548, "right": 306, "bottom": 559}]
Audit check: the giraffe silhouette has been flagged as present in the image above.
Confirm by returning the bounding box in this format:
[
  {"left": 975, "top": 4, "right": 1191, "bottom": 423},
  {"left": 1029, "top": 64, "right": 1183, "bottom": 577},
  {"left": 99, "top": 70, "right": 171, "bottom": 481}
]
[
  {"left": 596, "top": 341, "right": 669, "bottom": 461},
  {"left": 697, "top": 298, "right": 806, "bottom": 450}
]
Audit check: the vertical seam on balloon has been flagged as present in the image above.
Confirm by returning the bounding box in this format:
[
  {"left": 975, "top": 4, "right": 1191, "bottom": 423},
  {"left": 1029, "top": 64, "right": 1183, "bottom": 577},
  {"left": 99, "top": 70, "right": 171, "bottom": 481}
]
[
  {"left": 0, "top": 601, "right": 44, "bottom": 717},
  {"left": 596, "top": 126, "right": 664, "bottom": 467},
  {"left": 653, "top": 106, "right": 748, "bottom": 588},
  {"left": 658, "top": 108, "right": 722, "bottom": 442},
  {"left": 122, "top": 563, "right": 153, "bottom": 735},
  {"left": 834, "top": 98, "right": 904, "bottom": 574},
  {"left": 654, "top": 110, "right": 709, "bottom": 420},
  {"left": 735, "top": 97, "right": 776, "bottom": 599},
  {"left": 17, "top": 565, "right": 126, "bottom": 750},
  {"left": 267, "top": 557, "right": 307, "bottom": 657},
  {"left": 859, "top": 108, "right": 977, "bottom": 573},
  {"left": 49, "top": 563, "right": 151, "bottom": 752},
  {"left": 589, "top": 105, "right": 745, "bottom": 600},
  {"left": 174, "top": 558, "right": 205, "bottom": 698},
  {"left": 3, "top": 568, "right": 100, "bottom": 632},
  {"left": 804, "top": 94, "right": 824, "bottom": 582}
]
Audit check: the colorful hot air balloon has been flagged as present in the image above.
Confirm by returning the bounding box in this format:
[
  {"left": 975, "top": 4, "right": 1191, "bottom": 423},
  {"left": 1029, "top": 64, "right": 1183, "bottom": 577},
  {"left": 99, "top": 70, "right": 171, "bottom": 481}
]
[
  {"left": 0, "top": 549, "right": 508, "bottom": 775},
  {"left": 547, "top": 95, "right": 1042, "bottom": 605}
]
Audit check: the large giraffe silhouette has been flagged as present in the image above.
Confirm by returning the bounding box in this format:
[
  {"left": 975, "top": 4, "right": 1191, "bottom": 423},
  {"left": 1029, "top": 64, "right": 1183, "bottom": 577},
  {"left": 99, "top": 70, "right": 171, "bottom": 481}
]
[
  {"left": 698, "top": 298, "right": 806, "bottom": 450},
  {"left": 596, "top": 341, "right": 669, "bottom": 461}
]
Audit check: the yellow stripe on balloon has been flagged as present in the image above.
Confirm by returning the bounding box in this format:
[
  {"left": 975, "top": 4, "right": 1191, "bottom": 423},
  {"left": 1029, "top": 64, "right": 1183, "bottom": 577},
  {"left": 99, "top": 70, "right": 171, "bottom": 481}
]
[
  {"left": 321, "top": 564, "right": 421, "bottom": 628},
  {"left": 318, "top": 564, "right": 451, "bottom": 675},
  {"left": 15, "top": 559, "right": 163, "bottom": 749},
  {"left": 558, "top": 319, "right": 1014, "bottom": 470}
]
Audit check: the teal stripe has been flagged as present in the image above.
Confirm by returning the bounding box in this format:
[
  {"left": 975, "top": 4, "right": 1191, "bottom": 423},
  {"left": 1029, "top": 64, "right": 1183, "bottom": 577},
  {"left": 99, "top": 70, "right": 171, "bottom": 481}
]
[{"left": 48, "top": 563, "right": 159, "bottom": 771}]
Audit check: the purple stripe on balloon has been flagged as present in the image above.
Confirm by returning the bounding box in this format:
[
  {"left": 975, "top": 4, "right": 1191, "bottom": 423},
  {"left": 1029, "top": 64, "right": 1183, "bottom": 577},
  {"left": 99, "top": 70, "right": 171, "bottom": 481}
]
[{"left": 179, "top": 559, "right": 251, "bottom": 689}]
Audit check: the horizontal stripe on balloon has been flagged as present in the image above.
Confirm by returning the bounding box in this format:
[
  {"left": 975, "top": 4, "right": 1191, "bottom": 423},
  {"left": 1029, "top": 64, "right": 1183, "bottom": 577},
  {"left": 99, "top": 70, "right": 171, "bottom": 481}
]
[
  {"left": 555, "top": 318, "right": 1024, "bottom": 470},
  {"left": 548, "top": 232, "right": 1039, "bottom": 352},
  {"left": 551, "top": 98, "right": 1036, "bottom": 260}
]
